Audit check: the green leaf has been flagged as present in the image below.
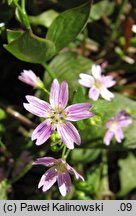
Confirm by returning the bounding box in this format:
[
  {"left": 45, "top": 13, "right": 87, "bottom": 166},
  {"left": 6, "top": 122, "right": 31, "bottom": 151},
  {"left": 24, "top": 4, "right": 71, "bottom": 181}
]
[
  {"left": 4, "top": 30, "right": 56, "bottom": 63},
  {"left": 71, "top": 148, "right": 100, "bottom": 164},
  {"left": 7, "top": 29, "right": 24, "bottom": 43},
  {"left": 29, "top": 10, "right": 59, "bottom": 28},
  {"left": 118, "top": 153, "right": 136, "bottom": 196},
  {"left": 47, "top": 1, "right": 91, "bottom": 52},
  {"left": 90, "top": 0, "right": 115, "bottom": 21},
  {"left": 45, "top": 51, "right": 93, "bottom": 89}
]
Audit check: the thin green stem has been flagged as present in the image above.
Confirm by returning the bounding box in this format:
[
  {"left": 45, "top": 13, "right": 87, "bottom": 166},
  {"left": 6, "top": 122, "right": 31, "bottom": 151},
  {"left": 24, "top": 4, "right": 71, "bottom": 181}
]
[
  {"left": 21, "top": 0, "right": 25, "bottom": 12},
  {"left": 42, "top": 63, "right": 56, "bottom": 79},
  {"left": 62, "top": 145, "right": 67, "bottom": 161},
  {"left": 13, "top": 0, "right": 30, "bottom": 29},
  {"left": 40, "top": 86, "right": 50, "bottom": 95},
  {"left": 65, "top": 149, "right": 71, "bottom": 160}
]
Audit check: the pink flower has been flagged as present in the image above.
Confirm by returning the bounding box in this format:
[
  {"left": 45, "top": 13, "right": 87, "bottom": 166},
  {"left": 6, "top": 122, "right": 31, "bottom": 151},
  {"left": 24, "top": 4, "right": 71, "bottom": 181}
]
[
  {"left": 23, "top": 79, "right": 94, "bottom": 149},
  {"left": 79, "top": 64, "right": 116, "bottom": 101},
  {"left": 104, "top": 111, "right": 132, "bottom": 145},
  {"left": 18, "top": 70, "right": 40, "bottom": 87},
  {"left": 33, "top": 157, "right": 84, "bottom": 197}
]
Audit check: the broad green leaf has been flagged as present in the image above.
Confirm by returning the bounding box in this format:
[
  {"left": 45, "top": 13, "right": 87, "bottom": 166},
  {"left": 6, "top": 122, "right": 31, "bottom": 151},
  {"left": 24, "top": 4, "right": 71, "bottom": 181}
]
[
  {"left": 47, "top": 1, "right": 91, "bottom": 52},
  {"left": 45, "top": 51, "right": 93, "bottom": 89},
  {"left": 71, "top": 148, "right": 100, "bottom": 164},
  {"left": 7, "top": 29, "right": 24, "bottom": 43},
  {"left": 90, "top": 0, "right": 115, "bottom": 21},
  {"left": 29, "top": 10, "right": 59, "bottom": 28},
  {"left": 118, "top": 153, "right": 136, "bottom": 196},
  {"left": 4, "top": 30, "right": 56, "bottom": 63}
]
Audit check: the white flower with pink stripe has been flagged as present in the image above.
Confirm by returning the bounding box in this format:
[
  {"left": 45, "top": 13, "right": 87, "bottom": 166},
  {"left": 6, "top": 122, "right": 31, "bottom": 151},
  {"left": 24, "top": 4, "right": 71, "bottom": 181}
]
[{"left": 79, "top": 64, "right": 116, "bottom": 101}]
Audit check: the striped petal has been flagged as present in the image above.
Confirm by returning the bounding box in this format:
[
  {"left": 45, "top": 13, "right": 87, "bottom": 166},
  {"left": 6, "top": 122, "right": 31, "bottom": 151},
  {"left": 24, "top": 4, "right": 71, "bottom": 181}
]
[
  {"left": 49, "top": 79, "right": 60, "bottom": 108},
  {"left": 32, "top": 120, "right": 54, "bottom": 145},
  {"left": 38, "top": 167, "right": 57, "bottom": 192},
  {"left": 33, "top": 157, "right": 56, "bottom": 167},
  {"left": 58, "top": 81, "right": 68, "bottom": 109},
  {"left": 24, "top": 95, "right": 51, "bottom": 117},
  {"left": 49, "top": 79, "right": 68, "bottom": 109},
  {"left": 66, "top": 163, "right": 84, "bottom": 180},
  {"left": 57, "top": 172, "right": 71, "bottom": 197},
  {"left": 65, "top": 103, "right": 94, "bottom": 121},
  {"left": 57, "top": 123, "right": 74, "bottom": 149}
]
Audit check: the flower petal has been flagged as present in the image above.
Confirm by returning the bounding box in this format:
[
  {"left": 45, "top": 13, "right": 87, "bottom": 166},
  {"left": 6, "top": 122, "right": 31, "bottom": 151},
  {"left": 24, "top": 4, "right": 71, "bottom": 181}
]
[
  {"left": 32, "top": 120, "right": 54, "bottom": 145},
  {"left": 49, "top": 79, "right": 60, "bottom": 108},
  {"left": 100, "top": 88, "right": 114, "bottom": 101},
  {"left": 50, "top": 79, "right": 68, "bottom": 109},
  {"left": 103, "top": 130, "right": 114, "bottom": 145},
  {"left": 24, "top": 95, "right": 51, "bottom": 117},
  {"left": 79, "top": 73, "right": 94, "bottom": 88},
  {"left": 114, "top": 127, "right": 124, "bottom": 143},
  {"left": 115, "top": 111, "right": 133, "bottom": 127},
  {"left": 38, "top": 167, "right": 57, "bottom": 192},
  {"left": 57, "top": 172, "right": 71, "bottom": 196},
  {"left": 18, "top": 70, "right": 38, "bottom": 87},
  {"left": 101, "top": 75, "right": 116, "bottom": 88},
  {"left": 66, "top": 163, "right": 84, "bottom": 181},
  {"left": 65, "top": 103, "right": 94, "bottom": 121},
  {"left": 89, "top": 87, "right": 100, "bottom": 100},
  {"left": 57, "top": 123, "right": 74, "bottom": 149},
  {"left": 92, "top": 64, "right": 102, "bottom": 79},
  {"left": 58, "top": 81, "right": 68, "bottom": 109},
  {"left": 63, "top": 122, "right": 81, "bottom": 145},
  {"left": 33, "top": 157, "right": 56, "bottom": 167},
  {"left": 57, "top": 173, "right": 67, "bottom": 197}
]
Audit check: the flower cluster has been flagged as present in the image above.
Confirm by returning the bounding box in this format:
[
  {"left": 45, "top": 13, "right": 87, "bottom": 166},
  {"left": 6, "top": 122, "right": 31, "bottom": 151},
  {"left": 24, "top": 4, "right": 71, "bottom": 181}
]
[{"left": 19, "top": 65, "right": 133, "bottom": 197}]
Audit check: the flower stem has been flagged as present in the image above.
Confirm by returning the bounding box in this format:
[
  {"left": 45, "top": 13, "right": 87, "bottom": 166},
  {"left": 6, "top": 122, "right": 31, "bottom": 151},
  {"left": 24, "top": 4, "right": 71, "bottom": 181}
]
[
  {"left": 42, "top": 63, "right": 56, "bottom": 79},
  {"left": 65, "top": 149, "right": 71, "bottom": 160},
  {"left": 13, "top": 0, "right": 30, "bottom": 29},
  {"left": 62, "top": 145, "right": 67, "bottom": 161},
  {"left": 39, "top": 86, "right": 50, "bottom": 95}
]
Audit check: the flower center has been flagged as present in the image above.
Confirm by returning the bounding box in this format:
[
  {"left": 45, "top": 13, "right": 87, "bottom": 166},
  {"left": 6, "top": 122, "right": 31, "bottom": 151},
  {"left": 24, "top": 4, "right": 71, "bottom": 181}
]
[
  {"left": 55, "top": 162, "right": 67, "bottom": 173},
  {"left": 94, "top": 79, "right": 102, "bottom": 89},
  {"left": 48, "top": 108, "right": 68, "bottom": 125},
  {"left": 110, "top": 121, "right": 117, "bottom": 131}
]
